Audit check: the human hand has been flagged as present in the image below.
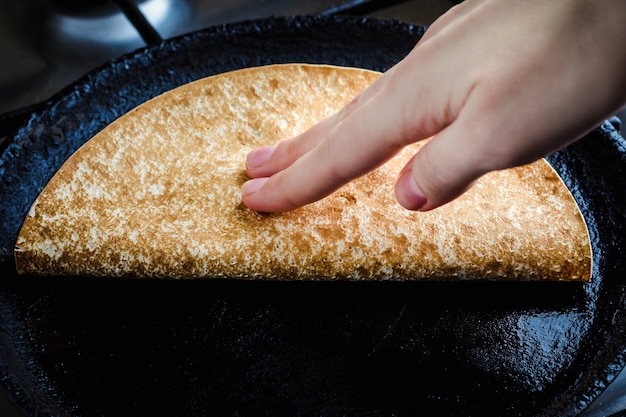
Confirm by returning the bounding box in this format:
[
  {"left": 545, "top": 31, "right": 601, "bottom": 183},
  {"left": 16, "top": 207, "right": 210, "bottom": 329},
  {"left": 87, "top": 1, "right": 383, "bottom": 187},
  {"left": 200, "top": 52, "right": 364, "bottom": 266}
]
[{"left": 242, "top": 0, "right": 626, "bottom": 213}]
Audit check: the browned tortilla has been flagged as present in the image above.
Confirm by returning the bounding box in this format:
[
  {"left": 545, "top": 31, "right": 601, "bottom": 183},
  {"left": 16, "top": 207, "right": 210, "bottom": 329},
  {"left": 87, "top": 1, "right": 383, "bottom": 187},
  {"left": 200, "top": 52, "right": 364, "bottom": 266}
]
[{"left": 14, "top": 64, "right": 592, "bottom": 281}]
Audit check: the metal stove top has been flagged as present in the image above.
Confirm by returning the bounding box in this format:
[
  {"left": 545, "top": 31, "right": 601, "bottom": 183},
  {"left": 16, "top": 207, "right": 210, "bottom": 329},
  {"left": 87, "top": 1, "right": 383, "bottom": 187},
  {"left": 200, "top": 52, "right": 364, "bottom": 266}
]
[{"left": 0, "top": 1, "right": 624, "bottom": 416}]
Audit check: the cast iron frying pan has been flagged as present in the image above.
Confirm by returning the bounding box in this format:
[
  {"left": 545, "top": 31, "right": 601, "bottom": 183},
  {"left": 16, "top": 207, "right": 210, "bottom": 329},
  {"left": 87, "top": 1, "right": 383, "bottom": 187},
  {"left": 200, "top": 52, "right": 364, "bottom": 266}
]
[{"left": 1, "top": 15, "right": 626, "bottom": 417}]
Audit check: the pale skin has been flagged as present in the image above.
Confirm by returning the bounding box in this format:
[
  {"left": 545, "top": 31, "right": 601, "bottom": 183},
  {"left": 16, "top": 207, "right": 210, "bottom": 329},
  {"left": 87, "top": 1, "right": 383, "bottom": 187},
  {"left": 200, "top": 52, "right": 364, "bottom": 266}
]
[{"left": 242, "top": 0, "right": 626, "bottom": 213}]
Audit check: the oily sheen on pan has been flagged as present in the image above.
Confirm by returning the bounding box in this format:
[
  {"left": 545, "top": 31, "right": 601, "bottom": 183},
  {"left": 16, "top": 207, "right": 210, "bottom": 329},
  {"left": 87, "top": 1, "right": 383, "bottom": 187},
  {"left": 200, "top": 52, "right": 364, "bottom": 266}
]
[{"left": 14, "top": 64, "right": 592, "bottom": 281}]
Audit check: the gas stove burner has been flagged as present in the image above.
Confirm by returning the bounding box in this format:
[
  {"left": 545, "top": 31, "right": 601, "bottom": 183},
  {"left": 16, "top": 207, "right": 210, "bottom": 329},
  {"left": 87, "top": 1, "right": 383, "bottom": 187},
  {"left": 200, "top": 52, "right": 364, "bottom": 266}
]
[{"left": 40, "top": 0, "right": 178, "bottom": 65}]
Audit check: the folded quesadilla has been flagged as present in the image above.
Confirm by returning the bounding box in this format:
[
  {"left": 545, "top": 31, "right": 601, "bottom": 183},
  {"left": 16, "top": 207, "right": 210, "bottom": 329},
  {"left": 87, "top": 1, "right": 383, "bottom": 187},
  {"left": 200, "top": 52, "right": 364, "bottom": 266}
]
[{"left": 14, "top": 64, "right": 592, "bottom": 281}]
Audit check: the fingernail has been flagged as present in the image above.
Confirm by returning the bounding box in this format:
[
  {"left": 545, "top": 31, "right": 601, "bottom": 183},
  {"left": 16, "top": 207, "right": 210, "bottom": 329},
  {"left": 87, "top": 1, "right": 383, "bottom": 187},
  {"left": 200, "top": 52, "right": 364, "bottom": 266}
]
[
  {"left": 241, "top": 177, "right": 268, "bottom": 197},
  {"left": 246, "top": 146, "right": 276, "bottom": 170},
  {"left": 396, "top": 172, "right": 427, "bottom": 211}
]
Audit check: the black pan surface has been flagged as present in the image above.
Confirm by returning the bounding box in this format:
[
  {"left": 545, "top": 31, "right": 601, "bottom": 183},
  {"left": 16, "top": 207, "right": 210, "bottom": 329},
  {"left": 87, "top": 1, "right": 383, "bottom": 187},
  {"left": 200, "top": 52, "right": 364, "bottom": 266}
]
[{"left": 1, "top": 16, "right": 626, "bottom": 417}]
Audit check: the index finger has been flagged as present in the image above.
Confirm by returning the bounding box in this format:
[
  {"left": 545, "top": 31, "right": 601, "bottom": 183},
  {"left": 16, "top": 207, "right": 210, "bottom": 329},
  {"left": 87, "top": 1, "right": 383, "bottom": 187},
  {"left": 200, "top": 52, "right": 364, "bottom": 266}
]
[{"left": 241, "top": 78, "right": 414, "bottom": 212}]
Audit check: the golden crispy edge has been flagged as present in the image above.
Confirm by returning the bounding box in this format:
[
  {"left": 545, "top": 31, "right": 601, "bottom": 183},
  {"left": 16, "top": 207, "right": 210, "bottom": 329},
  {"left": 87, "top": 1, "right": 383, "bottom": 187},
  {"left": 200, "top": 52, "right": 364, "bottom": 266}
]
[{"left": 14, "top": 63, "right": 592, "bottom": 281}]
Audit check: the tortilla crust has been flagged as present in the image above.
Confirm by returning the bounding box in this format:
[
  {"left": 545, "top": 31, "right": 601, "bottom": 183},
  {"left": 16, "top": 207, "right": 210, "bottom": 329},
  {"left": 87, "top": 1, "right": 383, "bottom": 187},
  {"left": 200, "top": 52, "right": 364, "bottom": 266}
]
[{"left": 14, "top": 64, "right": 592, "bottom": 281}]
